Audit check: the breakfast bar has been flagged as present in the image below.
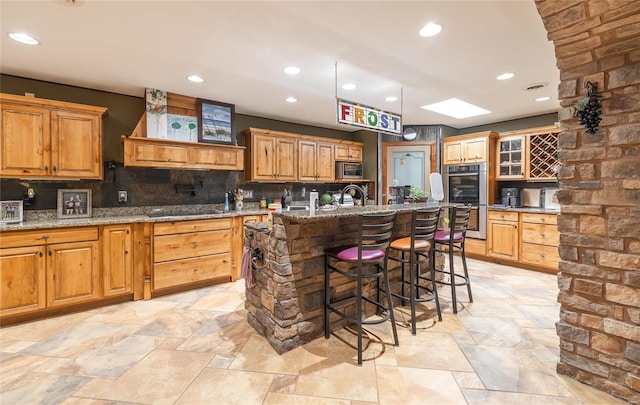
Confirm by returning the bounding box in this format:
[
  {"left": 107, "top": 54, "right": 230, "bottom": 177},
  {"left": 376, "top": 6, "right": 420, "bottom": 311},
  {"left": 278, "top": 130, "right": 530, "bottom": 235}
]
[{"left": 243, "top": 203, "right": 448, "bottom": 354}]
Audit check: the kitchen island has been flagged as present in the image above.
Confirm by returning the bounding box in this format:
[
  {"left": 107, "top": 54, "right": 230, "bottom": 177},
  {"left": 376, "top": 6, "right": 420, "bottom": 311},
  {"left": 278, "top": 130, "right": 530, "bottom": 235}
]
[{"left": 243, "top": 203, "right": 448, "bottom": 354}]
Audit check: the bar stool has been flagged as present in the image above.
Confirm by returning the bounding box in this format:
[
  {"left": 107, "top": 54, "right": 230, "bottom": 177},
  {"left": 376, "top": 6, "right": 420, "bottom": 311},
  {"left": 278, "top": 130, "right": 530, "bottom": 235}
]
[
  {"left": 386, "top": 207, "right": 441, "bottom": 335},
  {"left": 433, "top": 205, "right": 472, "bottom": 314},
  {"left": 324, "top": 211, "right": 398, "bottom": 365}
]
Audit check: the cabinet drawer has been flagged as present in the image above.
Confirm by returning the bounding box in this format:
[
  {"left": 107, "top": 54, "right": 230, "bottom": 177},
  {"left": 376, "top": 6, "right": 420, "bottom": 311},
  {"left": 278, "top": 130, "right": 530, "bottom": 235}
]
[
  {"left": 521, "top": 243, "right": 559, "bottom": 268},
  {"left": 488, "top": 211, "right": 518, "bottom": 222},
  {"left": 521, "top": 213, "right": 557, "bottom": 225},
  {"left": 153, "top": 253, "right": 231, "bottom": 290},
  {"left": 521, "top": 223, "right": 559, "bottom": 245},
  {"left": 0, "top": 227, "right": 98, "bottom": 248},
  {"left": 154, "top": 229, "right": 230, "bottom": 262},
  {"left": 154, "top": 218, "right": 231, "bottom": 236}
]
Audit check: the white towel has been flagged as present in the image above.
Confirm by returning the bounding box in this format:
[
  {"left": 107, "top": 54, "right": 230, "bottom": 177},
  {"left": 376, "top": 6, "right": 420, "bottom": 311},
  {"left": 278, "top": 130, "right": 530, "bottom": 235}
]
[{"left": 240, "top": 246, "right": 255, "bottom": 288}]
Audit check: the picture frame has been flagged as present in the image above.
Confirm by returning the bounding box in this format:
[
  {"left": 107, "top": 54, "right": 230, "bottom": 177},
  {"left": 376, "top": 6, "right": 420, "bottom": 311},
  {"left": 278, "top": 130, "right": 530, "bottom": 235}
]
[
  {"left": 197, "top": 98, "right": 236, "bottom": 145},
  {"left": 57, "top": 189, "right": 92, "bottom": 219},
  {"left": 0, "top": 200, "right": 23, "bottom": 224}
]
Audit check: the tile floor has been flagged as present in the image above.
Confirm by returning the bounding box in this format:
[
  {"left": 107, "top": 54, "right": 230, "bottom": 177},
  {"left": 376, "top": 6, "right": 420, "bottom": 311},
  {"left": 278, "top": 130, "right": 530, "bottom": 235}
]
[{"left": 0, "top": 258, "right": 628, "bottom": 405}]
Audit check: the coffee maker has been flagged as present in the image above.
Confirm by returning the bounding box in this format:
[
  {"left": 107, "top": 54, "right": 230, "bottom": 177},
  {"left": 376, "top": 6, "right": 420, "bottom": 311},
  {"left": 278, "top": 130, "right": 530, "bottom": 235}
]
[{"left": 501, "top": 187, "right": 522, "bottom": 207}]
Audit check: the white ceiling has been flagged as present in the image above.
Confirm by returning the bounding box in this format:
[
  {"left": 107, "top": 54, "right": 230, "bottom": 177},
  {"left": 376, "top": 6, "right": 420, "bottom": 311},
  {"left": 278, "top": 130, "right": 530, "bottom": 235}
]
[{"left": 0, "top": 0, "right": 560, "bottom": 132}]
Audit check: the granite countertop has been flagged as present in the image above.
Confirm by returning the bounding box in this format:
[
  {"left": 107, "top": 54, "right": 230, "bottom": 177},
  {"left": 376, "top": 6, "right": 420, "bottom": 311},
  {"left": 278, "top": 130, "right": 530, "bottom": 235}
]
[
  {"left": 276, "top": 202, "right": 456, "bottom": 222},
  {"left": 0, "top": 205, "right": 271, "bottom": 232},
  {"left": 487, "top": 205, "right": 560, "bottom": 214}
]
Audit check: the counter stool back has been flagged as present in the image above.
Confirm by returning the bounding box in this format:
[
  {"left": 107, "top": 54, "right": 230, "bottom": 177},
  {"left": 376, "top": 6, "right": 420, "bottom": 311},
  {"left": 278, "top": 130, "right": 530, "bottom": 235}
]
[
  {"left": 387, "top": 206, "right": 442, "bottom": 334},
  {"left": 433, "top": 205, "right": 472, "bottom": 314},
  {"left": 324, "top": 211, "right": 398, "bottom": 365}
]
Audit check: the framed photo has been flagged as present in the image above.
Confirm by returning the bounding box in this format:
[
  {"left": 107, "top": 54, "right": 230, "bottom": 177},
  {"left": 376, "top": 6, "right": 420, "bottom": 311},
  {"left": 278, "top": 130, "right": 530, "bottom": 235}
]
[
  {"left": 197, "top": 98, "right": 236, "bottom": 145},
  {"left": 167, "top": 114, "right": 198, "bottom": 142},
  {"left": 57, "top": 189, "right": 92, "bottom": 219},
  {"left": 0, "top": 200, "right": 23, "bottom": 224}
]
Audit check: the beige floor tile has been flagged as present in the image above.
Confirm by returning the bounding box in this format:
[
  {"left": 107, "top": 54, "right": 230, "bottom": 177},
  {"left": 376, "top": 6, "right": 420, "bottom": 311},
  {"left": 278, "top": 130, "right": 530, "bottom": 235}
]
[
  {"left": 463, "top": 388, "right": 579, "bottom": 404},
  {"left": 264, "top": 392, "right": 351, "bottom": 404},
  {"left": 91, "top": 349, "right": 214, "bottom": 404},
  {"left": 377, "top": 365, "right": 467, "bottom": 404},
  {"left": 188, "top": 289, "right": 245, "bottom": 313},
  {"left": 0, "top": 372, "right": 90, "bottom": 405},
  {"left": 230, "top": 334, "right": 306, "bottom": 374},
  {"left": 0, "top": 338, "right": 37, "bottom": 353},
  {"left": 83, "top": 300, "right": 178, "bottom": 324},
  {"left": 0, "top": 311, "right": 92, "bottom": 341},
  {"left": 175, "top": 367, "right": 274, "bottom": 405},
  {"left": 453, "top": 371, "right": 485, "bottom": 389},
  {"left": 394, "top": 331, "right": 474, "bottom": 371}
]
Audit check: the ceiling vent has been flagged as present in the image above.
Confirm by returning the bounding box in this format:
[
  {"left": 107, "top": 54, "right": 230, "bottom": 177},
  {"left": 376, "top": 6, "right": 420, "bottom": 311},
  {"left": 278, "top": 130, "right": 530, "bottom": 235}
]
[
  {"left": 54, "top": 0, "right": 85, "bottom": 6},
  {"left": 524, "top": 82, "right": 548, "bottom": 91}
]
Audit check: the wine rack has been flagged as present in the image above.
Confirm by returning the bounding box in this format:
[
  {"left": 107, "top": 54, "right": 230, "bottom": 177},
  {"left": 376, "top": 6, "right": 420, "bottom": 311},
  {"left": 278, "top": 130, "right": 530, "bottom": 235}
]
[{"left": 528, "top": 132, "right": 559, "bottom": 180}]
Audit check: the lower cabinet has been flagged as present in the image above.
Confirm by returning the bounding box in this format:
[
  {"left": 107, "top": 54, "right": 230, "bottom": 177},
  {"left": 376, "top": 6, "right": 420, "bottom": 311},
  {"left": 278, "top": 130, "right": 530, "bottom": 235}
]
[
  {"left": 520, "top": 213, "right": 559, "bottom": 269},
  {"left": 101, "top": 224, "right": 133, "bottom": 297},
  {"left": 152, "top": 218, "right": 232, "bottom": 291},
  {"left": 231, "top": 214, "right": 267, "bottom": 280},
  {"left": 0, "top": 226, "right": 100, "bottom": 317},
  {"left": 488, "top": 211, "right": 519, "bottom": 261}
]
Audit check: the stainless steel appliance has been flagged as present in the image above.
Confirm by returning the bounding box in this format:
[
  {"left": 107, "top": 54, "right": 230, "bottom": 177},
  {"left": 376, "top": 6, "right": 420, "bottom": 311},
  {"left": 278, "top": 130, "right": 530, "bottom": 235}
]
[
  {"left": 443, "top": 162, "right": 487, "bottom": 239},
  {"left": 335, "top": 161, "right": 364, "bottom": 180},
  {"left": 500, "top": 187, "right": 522, "bottom": 207}
]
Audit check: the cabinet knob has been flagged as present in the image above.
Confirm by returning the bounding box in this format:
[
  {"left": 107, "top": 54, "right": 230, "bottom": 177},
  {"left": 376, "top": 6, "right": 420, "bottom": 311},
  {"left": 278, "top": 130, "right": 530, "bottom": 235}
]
[
  {"left": 44, "top": 165, "right": 48, "bottom": 171},
  {"left": 124, "top": 250, "right": 129, "bottom": 254},
  {"left": 53, "top": 166, "right": 57, "bottom": 172},
  {"left": 48, "top": 250, "right": 52, "bottom": 256},
  {"left": 39, "top": 251, "right": 43, "bottom": 257},
  {"left": 194, "top": 268, "right": 199, "bottom": 272}
]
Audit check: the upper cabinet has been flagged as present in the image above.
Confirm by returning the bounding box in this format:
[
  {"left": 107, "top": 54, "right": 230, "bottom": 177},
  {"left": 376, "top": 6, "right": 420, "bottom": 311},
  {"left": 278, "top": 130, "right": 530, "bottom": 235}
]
[
  {"left": 335, "top": 143, "right": 362, "bottom": 162},
  {"left": 245, "top": 128, "right": 297, "bottom": 182},
  {"left": 442, "top": 131, "right": 498, "bottom": 165},
  {"left": 496, "top": 126, "right": 559, "bottom": 181},
  {"left": 0, "top": 93, "right": 107, "bottom": 180},
  {"left": 122, "top": 93, "right": 244, "bottom": 171},
  {"left": 298, "top": 139, "right": 334, "bottom": 182}
]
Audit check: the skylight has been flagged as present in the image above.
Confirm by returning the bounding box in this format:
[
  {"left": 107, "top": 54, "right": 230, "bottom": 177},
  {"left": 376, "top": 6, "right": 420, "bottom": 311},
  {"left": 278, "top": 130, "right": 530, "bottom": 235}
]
[{"left": 421, "top": 98, "right": 490, "bottom": 119}]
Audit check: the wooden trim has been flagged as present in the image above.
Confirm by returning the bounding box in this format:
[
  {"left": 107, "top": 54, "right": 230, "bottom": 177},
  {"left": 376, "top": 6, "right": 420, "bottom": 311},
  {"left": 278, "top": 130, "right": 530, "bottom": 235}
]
[{"left": 0, "top": 93, "right": 107, "bottom": 115}]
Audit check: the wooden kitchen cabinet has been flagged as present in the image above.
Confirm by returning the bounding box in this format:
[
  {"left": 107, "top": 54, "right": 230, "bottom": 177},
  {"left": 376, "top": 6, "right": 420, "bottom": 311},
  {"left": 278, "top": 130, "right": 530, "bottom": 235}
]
[
  {"left": 442, "top": 131, "right": 497, "bottom": 165},
  {"left": 335, "top": 143, "right": 363, "bottom": 162},
  {"left": 245, "top": 128, "right": 297, "bottom": 181},
  {"left": 0, "top": 93, "right": 107, "bottom": 180},
  {"left": 497, "top": 126, "right": 559, "bottom": 181},
  {"left": 0, "top": 226, "right": 100, "bottom": 317},
  {"left": 520, "top": 213, "right": 559, "bottom": 269},
  {"left": 298, "top": 139, "right": 334, "bottom": 181},
  {"left": 152, "top": 218, "right": 232, "bottom": 291},
  {"left": 487, "top": 210, "right": 519, "bottom": 261},
  {"left": 101, "top": 224, "right": 133, "bottom": 297},
  {"left": 496, "top": 135, "right": 525, "bottom": 179},
  {"left": 122, "top": 136, "right": 244, "bottom": 171}
]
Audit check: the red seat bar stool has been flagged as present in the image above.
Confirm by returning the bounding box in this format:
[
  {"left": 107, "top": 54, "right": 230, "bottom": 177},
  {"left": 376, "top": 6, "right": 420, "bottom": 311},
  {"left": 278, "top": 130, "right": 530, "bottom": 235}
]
[
  {"left": 433, "top": 205, "right": 473, "bottom": 314},
  {"left": 386, "top": 206, "right": 442, "bottom": 335},
  {"left": 324, "top": 211, "right": 398, "bottom": 365}
]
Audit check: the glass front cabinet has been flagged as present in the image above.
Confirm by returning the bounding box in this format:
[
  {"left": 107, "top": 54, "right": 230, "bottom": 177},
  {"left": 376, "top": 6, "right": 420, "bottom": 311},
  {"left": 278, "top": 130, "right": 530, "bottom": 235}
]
[{"left": 497, "top": 135, "right": 525, "bottom": 179}]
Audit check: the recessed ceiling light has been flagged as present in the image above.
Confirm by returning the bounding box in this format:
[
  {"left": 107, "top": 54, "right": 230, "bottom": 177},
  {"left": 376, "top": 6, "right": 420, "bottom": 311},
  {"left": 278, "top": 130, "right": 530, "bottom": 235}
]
[
  {"left": 385, "top": 96, "right": 398, "bottom": 102},
  {"left": 496, "top": 72, "right": 515, "bottom": 80},
  {"left": 285, "top": 97, "right": 297, "bottom": 103},
  {"left": 186, "top": 75, "right": 204, "bottom": 83},
  {"left": 535, "top": 96, "right": 551, "bottom": 102},
  {"left": 8, "top": 32, "right": 39, "bottom": 45},
  {"left": 418, "top": 22, "right": 442, "bottom": 38},
  {"left": 342, "top": 83, "right": 356, "bottom": 90},
  {"left": 284, "top": 66, "right": 300, "bottom": 75},
  {"left": 421, "top": 98, "right": 490, "bottom": 119}
]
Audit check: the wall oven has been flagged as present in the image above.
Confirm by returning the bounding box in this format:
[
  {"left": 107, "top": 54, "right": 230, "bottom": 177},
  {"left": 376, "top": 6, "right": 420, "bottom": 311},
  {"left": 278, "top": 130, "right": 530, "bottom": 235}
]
[{"left": 443, "top": 162, "right": 487, "bottom": 239}]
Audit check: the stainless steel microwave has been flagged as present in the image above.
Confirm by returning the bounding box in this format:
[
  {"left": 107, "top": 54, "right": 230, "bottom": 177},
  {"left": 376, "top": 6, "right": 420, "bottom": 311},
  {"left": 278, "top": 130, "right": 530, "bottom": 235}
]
[{"left": 335, "top": 161, "right": 363, "bottom": 180}]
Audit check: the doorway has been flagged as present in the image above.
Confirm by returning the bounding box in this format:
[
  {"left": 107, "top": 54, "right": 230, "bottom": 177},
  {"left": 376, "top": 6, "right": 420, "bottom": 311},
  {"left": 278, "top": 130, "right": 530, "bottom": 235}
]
[{"left": 381, "top": 142, "right": 436, "bottom": 204}]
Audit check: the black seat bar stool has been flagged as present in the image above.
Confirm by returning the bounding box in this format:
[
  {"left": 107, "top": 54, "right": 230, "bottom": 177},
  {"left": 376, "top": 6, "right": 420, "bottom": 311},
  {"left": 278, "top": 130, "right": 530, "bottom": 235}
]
[
  {"left": 324, "top": 211, "right": 398, "bottom": 365},
  {"left": 386, "top": 207, "right": 442, "bottom": 335},
  {"left": 432, "top": 205, "right": 473, "bottom": 314}
]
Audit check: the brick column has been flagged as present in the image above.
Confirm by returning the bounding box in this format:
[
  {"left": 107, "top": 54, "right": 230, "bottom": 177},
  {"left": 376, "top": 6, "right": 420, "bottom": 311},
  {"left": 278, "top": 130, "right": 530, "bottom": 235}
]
[{"left": 535, "top": 1, "right": 640, "bottom": 402}]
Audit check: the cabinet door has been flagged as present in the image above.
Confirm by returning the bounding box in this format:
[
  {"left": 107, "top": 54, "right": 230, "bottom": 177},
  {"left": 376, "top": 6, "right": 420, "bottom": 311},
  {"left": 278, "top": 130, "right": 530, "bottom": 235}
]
[
  {"left": 51, "top": 110, "right": 102, "bottom": 179},
  {"left": 297, "top": 139, "right": 318, "bottom": 181},
  {"left": 0, "top": 103, "right": 51, "bottom": 177},
  {"left": 442, "top": 141, "right": 464, "bottom": 165},
  {"left": 275, "top": 137, "right": 297, "bottom": 180},
  {"left": 251, "top": 134, "right": 277, "bottom": 180},
  {"left": 46, "top": 240, "right": 100, "bottom": 307},
  {"left": 488, "top": 219, "right": 519, "bottom": 260},
  {"left": 0, "top": 246, "right": 46, "bottom": 316},
  {"left": 334, "top": 144, "right": 349, "bottom": 161},
  {"left": 497, "top": 136, "right": 525, "bottom": 179},
  {"left": 348, "top": 145, "right": 363, "bottom": 162},
  {"left": 102, "top": 225, "right": 133, "bottom": 297},
  {"left": 316, "top": 142, "right": 335, "bottom": 181},
  {"left": 464, "top": 138, "right": 487, "bottom": 162}
]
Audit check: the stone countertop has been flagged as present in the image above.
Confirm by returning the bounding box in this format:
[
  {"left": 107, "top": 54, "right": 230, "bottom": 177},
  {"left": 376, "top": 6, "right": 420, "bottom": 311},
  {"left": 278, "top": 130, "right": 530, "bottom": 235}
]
[
  {"left": 0, "top": 206, "right": 270, "bottom": 232},
  {"left": 275, "top": 202, "right": 455, "bottom": 222},
  {"left": 487, "top": 205, "right": 560, "bottom": 214}
]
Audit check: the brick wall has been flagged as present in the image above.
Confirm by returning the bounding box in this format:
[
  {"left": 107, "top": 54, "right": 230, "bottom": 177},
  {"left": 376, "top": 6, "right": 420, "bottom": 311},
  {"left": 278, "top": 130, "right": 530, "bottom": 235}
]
[{"left": 535, "top": 0, "right": 640, "bottom": 402}]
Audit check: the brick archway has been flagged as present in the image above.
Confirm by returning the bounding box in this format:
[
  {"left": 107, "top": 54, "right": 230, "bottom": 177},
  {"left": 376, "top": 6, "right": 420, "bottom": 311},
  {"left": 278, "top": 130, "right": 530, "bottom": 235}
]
[{"left": 534, "top": 1, "right": 640, "bottom": 402}]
